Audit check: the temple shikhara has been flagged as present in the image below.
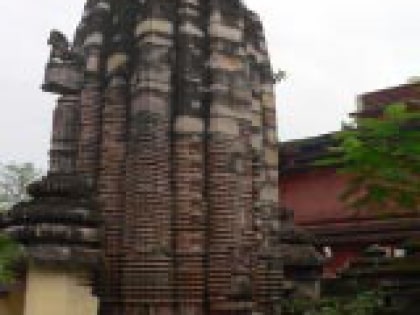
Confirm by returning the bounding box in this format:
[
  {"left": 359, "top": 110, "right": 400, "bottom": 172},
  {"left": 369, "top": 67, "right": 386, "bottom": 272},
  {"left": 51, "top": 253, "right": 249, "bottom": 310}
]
[{"left": 0, "top": 1, "right": 322, "bottom": 315}]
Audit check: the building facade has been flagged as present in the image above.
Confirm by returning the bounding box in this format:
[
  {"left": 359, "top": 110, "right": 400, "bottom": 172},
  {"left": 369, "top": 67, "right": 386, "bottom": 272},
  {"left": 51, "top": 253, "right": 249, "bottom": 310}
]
[{"left": 280, "top": 82, "right": 420, "bottom": 277}]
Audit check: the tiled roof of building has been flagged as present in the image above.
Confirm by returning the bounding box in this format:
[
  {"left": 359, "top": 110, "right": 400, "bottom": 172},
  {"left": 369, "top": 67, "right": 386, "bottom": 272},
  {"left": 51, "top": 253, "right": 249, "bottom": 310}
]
[{"left": 280, "top": 133, "right": 338, "bottom": 173}]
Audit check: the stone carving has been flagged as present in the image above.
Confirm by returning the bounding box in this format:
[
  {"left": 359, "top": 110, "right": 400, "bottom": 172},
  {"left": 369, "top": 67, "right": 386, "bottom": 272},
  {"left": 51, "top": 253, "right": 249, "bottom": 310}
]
[
  {"left": 1, "top": 0, "right": 321, "bottom": 314},
  {"left": 48, "top": 30, "right": 71, "bottom": 62}
]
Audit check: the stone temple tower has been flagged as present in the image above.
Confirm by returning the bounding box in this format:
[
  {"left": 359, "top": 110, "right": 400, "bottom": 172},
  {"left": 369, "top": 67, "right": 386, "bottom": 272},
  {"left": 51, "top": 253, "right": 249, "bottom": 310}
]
[{"left": 4, "top": 0, "right": 284, "bottom": 314}]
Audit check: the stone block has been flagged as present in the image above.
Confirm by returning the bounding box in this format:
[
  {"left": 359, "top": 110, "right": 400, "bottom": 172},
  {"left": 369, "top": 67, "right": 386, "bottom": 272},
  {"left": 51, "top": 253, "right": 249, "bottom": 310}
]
[
  {"left": 209, "top": 117, "right": 240, "bottom": 136},
  {"left": 107, "top": 53, "right": 128, "bottom": 74},
  {"left": 135, "top": 19, "right": 173, "bottom": 37},
  {"left": 209, "top": 23, "right": 243, "bottom": 42},
  {"left": 175, "top": 116, "right": 204, "bottom": 134}
]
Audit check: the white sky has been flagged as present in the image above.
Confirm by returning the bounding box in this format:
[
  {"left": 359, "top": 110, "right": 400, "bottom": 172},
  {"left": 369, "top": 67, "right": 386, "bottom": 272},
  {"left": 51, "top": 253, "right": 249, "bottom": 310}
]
[{"left": 1, "top": 0, "right": 420, "bottom": 169}]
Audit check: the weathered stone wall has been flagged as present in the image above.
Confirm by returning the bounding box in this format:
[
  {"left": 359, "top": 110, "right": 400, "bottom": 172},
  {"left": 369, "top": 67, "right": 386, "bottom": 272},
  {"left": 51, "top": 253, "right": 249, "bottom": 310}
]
[{"left": 42, "top": 0, "right": 282, "bottom": 314}]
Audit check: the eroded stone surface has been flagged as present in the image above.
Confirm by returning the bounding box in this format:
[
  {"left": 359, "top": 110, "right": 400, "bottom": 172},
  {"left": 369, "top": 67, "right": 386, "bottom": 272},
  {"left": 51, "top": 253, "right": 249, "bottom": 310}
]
[{"left": 2, "top": 1, "right": 308, "bottom": 314}]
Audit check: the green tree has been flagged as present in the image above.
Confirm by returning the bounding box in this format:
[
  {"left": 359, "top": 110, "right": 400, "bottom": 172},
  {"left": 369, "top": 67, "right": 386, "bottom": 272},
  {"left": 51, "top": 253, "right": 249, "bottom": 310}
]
[
  {"left": 317, "top": 103, "right": 420, "bottom": 213},
  {"left": 0, "top": 234, "right": 22, "bottom": 283},
  {"left": 0, "top": 162, "right": 42, "bottom": 212},
  {"left": 0, "top": 162, "right": 39, "bottom": 283},
  {"left": 318, "top": 291, "right": 383, "bottom": 315},
  {"left": 283, "top": 291, "right": 383, "bottom": 315}
]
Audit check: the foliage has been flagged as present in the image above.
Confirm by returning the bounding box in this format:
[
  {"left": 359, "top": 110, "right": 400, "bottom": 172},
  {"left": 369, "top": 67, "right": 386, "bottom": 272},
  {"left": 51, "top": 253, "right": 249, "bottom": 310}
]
[
  {"left": 0, "top": 162, "right": 42, "bottom": 212},
  {"left": 319, "top": 291, "right": 383, "bottom": 315},
  {"left": 283, "top": 291, "right": 384, "bottom": 315},
  {"left": 0, "top": 234, "right": 22, "bottom": 284},
  {"left": 0, "top": 162, "right": 38, "bottom": 283},
  {"left": 316, "top": 103, "right": 420, "bottom": 212}
]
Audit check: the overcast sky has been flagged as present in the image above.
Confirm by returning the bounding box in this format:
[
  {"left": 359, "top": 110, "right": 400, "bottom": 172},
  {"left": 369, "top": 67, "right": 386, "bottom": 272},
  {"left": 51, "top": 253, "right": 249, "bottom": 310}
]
[{"left": 1, "top": 0, "right": 420, "bottom": 168}]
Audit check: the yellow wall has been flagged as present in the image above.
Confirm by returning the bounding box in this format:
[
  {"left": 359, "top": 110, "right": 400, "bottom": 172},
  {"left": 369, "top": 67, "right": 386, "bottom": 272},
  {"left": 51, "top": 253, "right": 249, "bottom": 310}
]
[{"left": 24, "top": 265, "right": 98, "bottom": 315}]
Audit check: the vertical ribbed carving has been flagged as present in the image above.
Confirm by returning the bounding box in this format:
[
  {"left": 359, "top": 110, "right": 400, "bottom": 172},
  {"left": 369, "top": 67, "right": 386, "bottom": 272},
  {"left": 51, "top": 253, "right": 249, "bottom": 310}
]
[
  {"left": 122, "top": 1, "right": 175, "bottom": 313},
  {"left": 97, "top": 36, "right": 129, "bottom": 315},
  {"left": 50, "top": 95, "right": 80, "bottom": 173},
  {"left": 172, "top": 1, "right": 207, "bottom": 313},
  {"left": 76, "top": 0, "right": 111, "bottom": 183}
]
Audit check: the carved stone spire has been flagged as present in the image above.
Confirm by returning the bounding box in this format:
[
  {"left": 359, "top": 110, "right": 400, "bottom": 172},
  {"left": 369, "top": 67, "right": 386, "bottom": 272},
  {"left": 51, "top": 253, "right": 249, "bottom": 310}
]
[{"left": 3, "top": 1, "right": 293, "bottom": 314}]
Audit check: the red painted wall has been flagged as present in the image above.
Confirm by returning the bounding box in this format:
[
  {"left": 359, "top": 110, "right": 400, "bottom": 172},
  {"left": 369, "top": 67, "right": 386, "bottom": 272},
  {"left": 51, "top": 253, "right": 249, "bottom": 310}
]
[
  {"left": 323, "top": 248, "right": 359, "bottom": 278},
  {"left": 280, "top": 168, "right": 352, "bottom": 225},
  {"left": 280, "top": 167, "right": 368, "bottom": 276},
  {"left": 279, "top": 167, "right": 412, "bottom": 276}
]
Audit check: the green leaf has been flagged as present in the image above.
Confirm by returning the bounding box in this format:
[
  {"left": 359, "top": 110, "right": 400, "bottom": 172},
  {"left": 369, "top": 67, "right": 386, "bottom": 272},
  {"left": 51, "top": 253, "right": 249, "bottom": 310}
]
[
  {"left": 315, "top": 103, "right": 420, "bottom": 213},
  {"left": 0, "top": 234, "right": 22, "bottom": 283}
]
